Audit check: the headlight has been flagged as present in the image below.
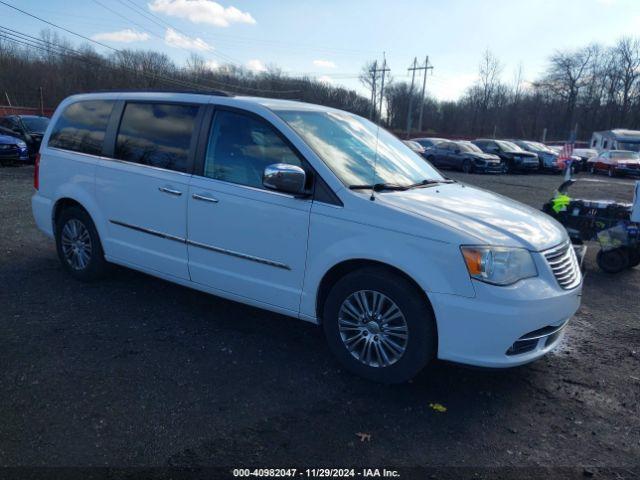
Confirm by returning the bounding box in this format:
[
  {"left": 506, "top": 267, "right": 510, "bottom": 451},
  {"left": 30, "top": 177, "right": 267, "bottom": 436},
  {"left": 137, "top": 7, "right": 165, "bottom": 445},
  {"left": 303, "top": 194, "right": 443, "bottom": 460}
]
[
  {"left": 17, "top": 141, "right": 27, "bottom": 148},
  {"left": 460, "top": 246, "right": 537, "bottom": 286}
]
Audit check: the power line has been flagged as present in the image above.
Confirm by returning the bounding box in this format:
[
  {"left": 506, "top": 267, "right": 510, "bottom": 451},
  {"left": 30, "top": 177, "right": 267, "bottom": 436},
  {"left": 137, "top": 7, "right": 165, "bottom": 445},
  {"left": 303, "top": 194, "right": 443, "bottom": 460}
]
[
  {"left": 0, "top": 2, "right": 300, "bottom": 95},
  {"left": 115, "top": 0, "right": 242, "bottom": 67}
]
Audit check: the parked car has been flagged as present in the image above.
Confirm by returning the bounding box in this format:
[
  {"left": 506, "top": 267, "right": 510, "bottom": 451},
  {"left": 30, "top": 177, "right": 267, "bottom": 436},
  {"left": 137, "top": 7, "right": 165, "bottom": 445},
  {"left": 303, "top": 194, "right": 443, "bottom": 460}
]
[
  {"left": 33, "top": 92, "right": 582, "bottom": 383},
  {"left": 0, "top": 114, "right": 49, "bottom": 161},
  {"left": 0, "top": 133, "right": 29, "bottom": 166},
  {"left": 512, "top": 140, "right": 561, "bottom": 172},
  {"left": 411, "top": 137, "right": 445, "bottom": 153},
  {"left": 547, "top": 145, "right": 582, "bottom": 169},
  {"left": 402, "top": 140, "right": 426, "bottom": 155},
  {"left": 472, "top": 139, "right": 539, "bottom": 173},
  {"left": 424, "top": 140, "right": 502, "bottom": 173},
  {"left": 587, "top": 150, "right": 640, "bottom": 177},
  {"left": 572, "top": 148, "right": 598, "bottom": 171}
]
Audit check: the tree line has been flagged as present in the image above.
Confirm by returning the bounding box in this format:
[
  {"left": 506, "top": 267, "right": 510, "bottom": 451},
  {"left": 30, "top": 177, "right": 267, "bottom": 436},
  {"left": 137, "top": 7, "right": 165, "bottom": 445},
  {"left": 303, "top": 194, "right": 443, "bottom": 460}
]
[
  {"left": 2, "top": 30, "right": 639, "bottom": 142},
  {"left": 381, "top": 38, "right": 640, "bottom": 142}
]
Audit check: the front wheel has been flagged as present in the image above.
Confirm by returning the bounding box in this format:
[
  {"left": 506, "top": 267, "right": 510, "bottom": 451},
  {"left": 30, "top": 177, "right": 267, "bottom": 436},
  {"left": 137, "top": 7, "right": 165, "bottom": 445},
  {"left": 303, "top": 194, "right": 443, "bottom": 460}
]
[
  {"left": 462, "top": 159, "right": 474, "bottom": 174},
  {"left": 322, "top": 267, "right": 436, "bottom": 383},
  {"left": 55, "top": 206, "right": 108, "bottom": 281},
  {"left": 608, "top": 166, "right": 616, "bottom": 177}
]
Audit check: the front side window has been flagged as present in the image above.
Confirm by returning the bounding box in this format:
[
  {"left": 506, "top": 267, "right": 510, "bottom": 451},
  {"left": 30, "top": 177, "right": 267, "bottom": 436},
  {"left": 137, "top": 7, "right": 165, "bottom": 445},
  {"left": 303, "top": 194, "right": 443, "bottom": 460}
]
[
  {"left": 48, "top": 100, "right": 115, "bottom": 156},
  {"left": 277, "top": 110, "right": 443, "bottom": 187},
  {"left": 203, "top": 110, "right": 302, "bottom": 189},
  {"left": 115, "top": 103, "right": 199, "bottom": 173}
]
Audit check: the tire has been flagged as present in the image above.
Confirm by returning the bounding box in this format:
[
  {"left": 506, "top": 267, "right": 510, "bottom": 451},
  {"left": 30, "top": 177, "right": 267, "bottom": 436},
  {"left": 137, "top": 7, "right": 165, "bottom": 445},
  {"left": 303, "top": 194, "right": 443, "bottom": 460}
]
[
  {"left": 589, "top": 164, "right": 596, "bottom": 174},
  {"left": 55, "top": 206, "right": 108, "bottom": 282},
  {"left": 462, "top": 159, "right": 473, "bottom": 174},
  {"left": 628, "top": 248, "right": 640, "bottom": 268},
  {"left": 503, "top": 161, "right": 513, "bottom": 174},
  {"left": 608, "top": 166, "right": 615, "bottom": 177},
  {"left": 596, "top": 248, "right": 629, "bottom": 274},
  {"left": 322, "top": 267, "right": 436, "bottom": 384}
]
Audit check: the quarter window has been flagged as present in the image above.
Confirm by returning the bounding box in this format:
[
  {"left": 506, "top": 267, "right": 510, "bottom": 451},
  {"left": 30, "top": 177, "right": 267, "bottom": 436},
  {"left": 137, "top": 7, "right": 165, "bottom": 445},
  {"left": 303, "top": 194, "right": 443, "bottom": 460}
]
[
  {"left": 48, "top": 100, "right": 115, "bottom": 156},
  {"left": 204, "top": 110, "right": 302, "bottom": 189},
  {"left": 115, "top": 103, "right": 199, "bottom": 173}
]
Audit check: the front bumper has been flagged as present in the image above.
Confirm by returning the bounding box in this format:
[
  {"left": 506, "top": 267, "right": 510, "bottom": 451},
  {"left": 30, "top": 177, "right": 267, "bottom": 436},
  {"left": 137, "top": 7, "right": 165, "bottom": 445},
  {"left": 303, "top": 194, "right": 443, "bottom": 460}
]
[
  {"left": 429, "top": 255, "right": 582, "bottom": 368},
  {"left": 514, "top": 161, "right": 540, "bottom": 171},
  {"left": 0, "top": 147, "right": 29, "bottom": 162},
  {"left": 614, "top": 166, "right": 640, "bottom": 176},
  {"left": 474, "top": 160, "right": 503, "bottom": 173}
]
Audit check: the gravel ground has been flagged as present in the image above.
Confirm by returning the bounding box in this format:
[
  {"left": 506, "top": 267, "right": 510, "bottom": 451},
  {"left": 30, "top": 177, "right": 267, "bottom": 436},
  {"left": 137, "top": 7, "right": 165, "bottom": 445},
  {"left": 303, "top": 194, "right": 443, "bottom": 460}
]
[{"left": 0, "top": 165, "right": 638, "bottom": 477}]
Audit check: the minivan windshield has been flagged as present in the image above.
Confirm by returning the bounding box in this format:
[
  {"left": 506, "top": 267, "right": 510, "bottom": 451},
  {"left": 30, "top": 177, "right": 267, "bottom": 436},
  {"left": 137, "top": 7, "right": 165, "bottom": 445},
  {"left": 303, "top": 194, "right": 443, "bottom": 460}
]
[{"left": 277, "top": 110, "right": 444, "bottom": 188}]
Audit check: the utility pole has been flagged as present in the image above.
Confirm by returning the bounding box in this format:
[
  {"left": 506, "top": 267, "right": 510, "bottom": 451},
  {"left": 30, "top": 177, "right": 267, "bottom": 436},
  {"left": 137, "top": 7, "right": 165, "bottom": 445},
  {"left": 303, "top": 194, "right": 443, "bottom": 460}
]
[
  {"left": 39, "top": 87, "right": 44, "bottom": 116},
  {"left": 406, "top": 57, "right": 418, "bottom": 138},
  {"left": 368, "top": 60, "right": 377, "bottom": 120},
  {"left": 406, "top": 56, "right": 433, "bottom": 137},
  {"left": 377, "top": 53, "right": 390, "bottom": 123},
  {"left": 417, "top": 56, "right": 433, "bottom": 133}
]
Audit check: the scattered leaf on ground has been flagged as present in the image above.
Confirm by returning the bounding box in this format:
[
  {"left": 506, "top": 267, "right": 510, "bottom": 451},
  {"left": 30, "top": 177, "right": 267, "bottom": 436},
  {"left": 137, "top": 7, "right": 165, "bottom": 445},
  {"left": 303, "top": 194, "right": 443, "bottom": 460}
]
[{"left": 429, "top": 403, "right": 447, "bottom": 413}]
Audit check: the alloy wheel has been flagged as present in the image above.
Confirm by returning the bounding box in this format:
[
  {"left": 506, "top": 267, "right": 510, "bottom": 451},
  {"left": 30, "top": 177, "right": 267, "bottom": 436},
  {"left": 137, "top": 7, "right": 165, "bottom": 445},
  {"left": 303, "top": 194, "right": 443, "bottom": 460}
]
[
  {"left": 60, "top": 219, "right": 92, "bottom": 270},
  {"left": 337, "top": 290, "right": 409, "bottom": 368}
]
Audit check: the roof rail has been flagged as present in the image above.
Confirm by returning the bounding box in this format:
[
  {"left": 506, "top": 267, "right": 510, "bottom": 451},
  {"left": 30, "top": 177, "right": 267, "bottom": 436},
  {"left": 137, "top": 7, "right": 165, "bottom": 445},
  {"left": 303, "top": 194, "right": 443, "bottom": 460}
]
[{"left": 87, "top": 88, "right": 232, "bottom": 97}]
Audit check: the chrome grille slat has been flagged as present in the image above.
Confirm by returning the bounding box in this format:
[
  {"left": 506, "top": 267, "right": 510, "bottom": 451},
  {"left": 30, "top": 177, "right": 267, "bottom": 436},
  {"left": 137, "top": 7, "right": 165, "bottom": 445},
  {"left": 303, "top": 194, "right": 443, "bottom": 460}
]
[{"left": 543, "top": 241, "right": 581, "bottom": 290}]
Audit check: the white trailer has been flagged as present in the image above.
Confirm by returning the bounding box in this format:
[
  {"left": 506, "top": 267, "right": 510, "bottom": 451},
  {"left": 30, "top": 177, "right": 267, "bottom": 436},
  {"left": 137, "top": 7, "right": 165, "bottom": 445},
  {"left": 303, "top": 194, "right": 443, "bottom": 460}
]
[{"left": 590, "top": 129, "right": 640, "bottom": 153}]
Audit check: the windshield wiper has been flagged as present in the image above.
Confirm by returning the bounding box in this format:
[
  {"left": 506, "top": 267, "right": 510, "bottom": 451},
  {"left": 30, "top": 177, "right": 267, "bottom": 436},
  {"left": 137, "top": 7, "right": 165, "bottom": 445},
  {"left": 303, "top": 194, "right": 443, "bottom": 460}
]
[
  {"left": 349, "top": 183, "right": 409, "bottom": 192},
  {"left": 349, "top": 179, "right": 451, "bottom": 192}
]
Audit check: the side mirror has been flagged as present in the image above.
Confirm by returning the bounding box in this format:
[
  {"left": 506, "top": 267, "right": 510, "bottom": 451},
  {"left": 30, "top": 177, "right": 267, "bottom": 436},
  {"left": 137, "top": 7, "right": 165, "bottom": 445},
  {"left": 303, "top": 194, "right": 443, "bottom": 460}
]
[{"left": 263, "top": 163, "right": 307, "bottom": 195}]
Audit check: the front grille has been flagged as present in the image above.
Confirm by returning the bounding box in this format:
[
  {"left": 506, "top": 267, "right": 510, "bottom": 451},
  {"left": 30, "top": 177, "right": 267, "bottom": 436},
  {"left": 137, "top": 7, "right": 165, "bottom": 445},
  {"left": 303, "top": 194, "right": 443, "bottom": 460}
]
[{"left": 543, "top": 242, "right": 581, "bottom": 290}]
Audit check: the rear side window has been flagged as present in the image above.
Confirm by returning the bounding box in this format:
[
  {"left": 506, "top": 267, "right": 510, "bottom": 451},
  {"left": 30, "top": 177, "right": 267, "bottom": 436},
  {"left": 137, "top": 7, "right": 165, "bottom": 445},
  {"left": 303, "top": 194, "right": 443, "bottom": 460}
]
[
  {"left": 115, "top": 102, "right": 199, "bottom": 173},
  {"left": 48, "top": 100, "right": 115, "bottom": 156}
]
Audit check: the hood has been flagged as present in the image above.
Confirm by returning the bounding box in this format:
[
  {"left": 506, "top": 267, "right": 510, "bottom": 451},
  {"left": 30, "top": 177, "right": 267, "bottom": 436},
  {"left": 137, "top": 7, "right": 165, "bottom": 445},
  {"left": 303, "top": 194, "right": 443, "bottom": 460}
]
[
  {"left": 471, "top": 152, "right": 501, "bottom": 161},
  {"left": 0, "top": 134, "right": 21, "bottom": 144},
  {"left": 506, "top": 150, "right": 537, "bottom": 158},
  {"left": 377, "top": 182, "right": 566, "bottom": 251}
]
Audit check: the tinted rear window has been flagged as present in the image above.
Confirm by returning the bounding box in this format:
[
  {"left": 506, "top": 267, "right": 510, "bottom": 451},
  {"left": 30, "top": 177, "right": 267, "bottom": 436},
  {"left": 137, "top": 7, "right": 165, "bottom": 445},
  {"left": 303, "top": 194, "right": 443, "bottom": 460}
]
[
  {"left": 48, "top": 100, "right": 115, "bottom": 155},
  {"left": 115, "top": 102, "right": 199, "bottom": 173}
]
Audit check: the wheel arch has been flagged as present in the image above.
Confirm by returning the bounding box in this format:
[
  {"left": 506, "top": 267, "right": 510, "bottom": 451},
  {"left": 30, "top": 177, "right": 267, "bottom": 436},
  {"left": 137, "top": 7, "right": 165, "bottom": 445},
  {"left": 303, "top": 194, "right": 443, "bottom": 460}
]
[
  {"left": 52, "top": 197, "right": 86, "bottom": 228},
  {"left": 315, "top": 259, "right": 436, "bottom": 329}
]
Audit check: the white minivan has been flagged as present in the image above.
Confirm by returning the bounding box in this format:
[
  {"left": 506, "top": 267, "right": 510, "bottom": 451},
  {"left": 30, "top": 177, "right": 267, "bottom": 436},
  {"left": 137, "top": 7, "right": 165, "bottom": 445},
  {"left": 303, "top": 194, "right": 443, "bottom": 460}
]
[{"left": 32, "top": 91, "right": 582, "bottom": 383}]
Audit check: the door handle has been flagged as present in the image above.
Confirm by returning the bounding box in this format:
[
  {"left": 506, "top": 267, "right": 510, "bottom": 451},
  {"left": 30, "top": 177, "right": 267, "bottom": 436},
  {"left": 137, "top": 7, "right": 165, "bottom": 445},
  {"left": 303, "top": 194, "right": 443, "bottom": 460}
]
[
  {"left": 192, "top": 193, "right": 219, "bottom": 203},
  {"left": 159, "top": 186, "right": 182, "bottom": 196}
]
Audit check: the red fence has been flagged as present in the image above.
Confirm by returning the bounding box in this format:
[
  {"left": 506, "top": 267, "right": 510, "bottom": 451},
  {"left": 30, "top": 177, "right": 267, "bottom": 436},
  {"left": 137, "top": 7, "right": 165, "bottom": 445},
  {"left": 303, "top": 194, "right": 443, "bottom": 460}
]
[{"left": 0, "top": 105, "right": 54, "bottom": 117}]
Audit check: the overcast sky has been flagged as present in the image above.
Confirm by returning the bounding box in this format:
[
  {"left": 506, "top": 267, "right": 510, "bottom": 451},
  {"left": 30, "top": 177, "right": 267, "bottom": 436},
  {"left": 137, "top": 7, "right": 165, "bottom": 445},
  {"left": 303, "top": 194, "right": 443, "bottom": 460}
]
[{"left": 7, "top": 0, "right": 640, "bottom": 100}]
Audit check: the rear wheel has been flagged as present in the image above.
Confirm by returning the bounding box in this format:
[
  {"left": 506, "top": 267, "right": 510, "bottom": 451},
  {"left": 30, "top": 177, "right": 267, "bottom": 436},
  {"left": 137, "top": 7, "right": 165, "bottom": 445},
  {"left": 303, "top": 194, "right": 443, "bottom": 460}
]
[
  {"left": 55, "top": 206, "right": 108, "bottom": 281},
  {"left": 322, "top": 267, "right": 436, "bottom": 383},
  {"left": 596, "top": 248, "right": 629, "bottom": 273}
]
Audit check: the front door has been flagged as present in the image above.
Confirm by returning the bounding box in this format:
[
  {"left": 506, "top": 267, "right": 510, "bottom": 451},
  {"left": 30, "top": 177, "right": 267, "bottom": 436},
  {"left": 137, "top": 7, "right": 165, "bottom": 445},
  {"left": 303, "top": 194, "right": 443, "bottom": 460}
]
[{"left": 187, "top": 108, "right": 312, "bottom": 313}]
